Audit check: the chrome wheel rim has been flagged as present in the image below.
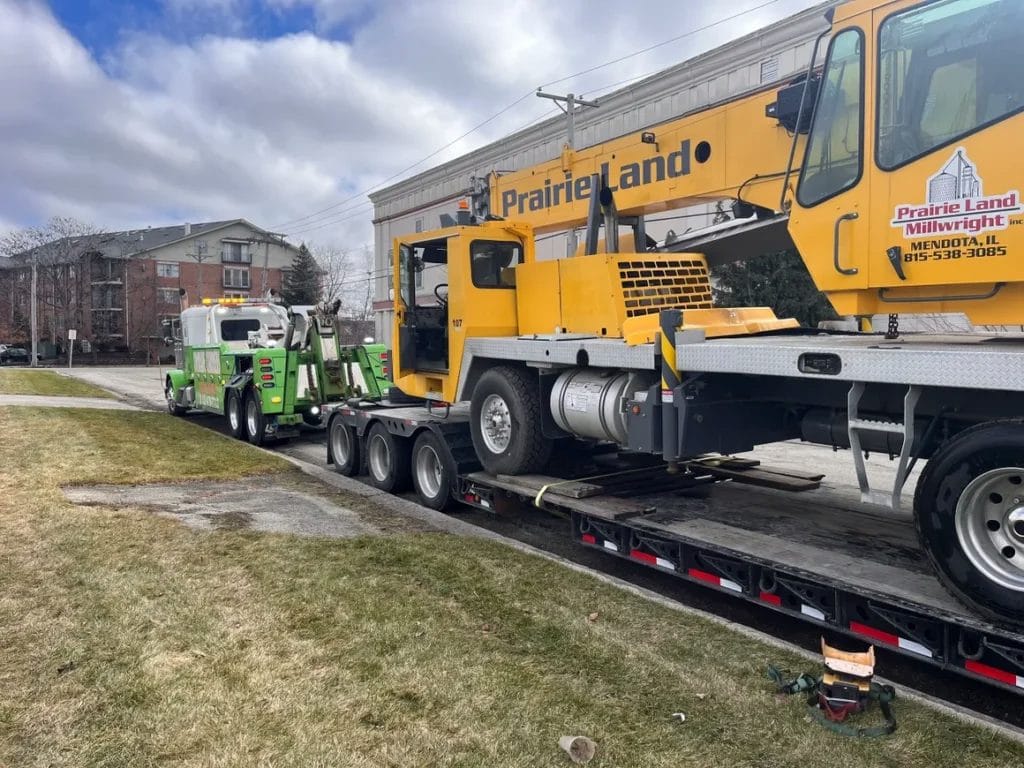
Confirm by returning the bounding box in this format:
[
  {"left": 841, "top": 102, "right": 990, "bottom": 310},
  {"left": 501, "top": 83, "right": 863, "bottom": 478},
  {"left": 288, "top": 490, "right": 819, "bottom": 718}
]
[
  {"left": 955, "top": 467, "right": 1024, "bottom": 592},
  {"left": 246, "top": 398, "right": 259, "bottom": 437},
  {"left": 228, "top": 397, "right": 240, "bottom": 431},
  {"left": 331, "top": 423, "right": 352, "bottom": 465},
  {"left": 368, "top": 433, "right": 391, "bottom": 481},
  {"left": 480, "top": 393, "right": 512, "bottom": 454},
  {"left": 415, "top": 443, "right": 443, "bottom": 499}
]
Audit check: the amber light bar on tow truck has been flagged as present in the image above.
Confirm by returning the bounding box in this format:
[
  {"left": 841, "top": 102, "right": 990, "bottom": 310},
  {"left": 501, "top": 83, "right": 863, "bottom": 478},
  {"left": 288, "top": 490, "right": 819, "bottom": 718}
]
[{"left": 201, "top": 297, "right": 270, "bottom": 306}]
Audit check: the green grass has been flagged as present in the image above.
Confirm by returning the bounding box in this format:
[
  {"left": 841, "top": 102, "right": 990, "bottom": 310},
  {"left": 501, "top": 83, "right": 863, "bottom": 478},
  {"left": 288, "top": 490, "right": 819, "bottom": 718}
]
[
  {"left": 0, "top": 407, "right": 1021, "bottom": 767},
  {"left": 0, "top": 368, "right": 114, "bottom": 398}
]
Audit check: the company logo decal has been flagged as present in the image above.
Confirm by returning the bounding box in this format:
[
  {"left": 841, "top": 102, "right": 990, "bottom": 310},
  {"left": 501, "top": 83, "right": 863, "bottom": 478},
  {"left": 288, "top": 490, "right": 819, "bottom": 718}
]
[{"left": 891, "top": 148, "right": 1021, "bottom": 238}]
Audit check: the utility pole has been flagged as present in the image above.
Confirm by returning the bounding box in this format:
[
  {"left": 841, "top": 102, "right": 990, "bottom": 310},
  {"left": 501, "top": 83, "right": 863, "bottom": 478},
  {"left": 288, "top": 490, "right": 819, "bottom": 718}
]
[
  {"left": 189, "top": 241, "right": 209, "bottom": 300},
  {"left": 29, "top": 254, "right": 38, "bottom": 368},
  {"left": 248, "top": 232, "right": 288, "bottom": 296},
  {"left": 536, "top": 89, "right": 598, "bottom": 256}
]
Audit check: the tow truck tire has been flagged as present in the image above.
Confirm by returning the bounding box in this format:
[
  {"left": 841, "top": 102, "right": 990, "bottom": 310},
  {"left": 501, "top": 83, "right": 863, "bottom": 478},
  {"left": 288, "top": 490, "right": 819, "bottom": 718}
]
[
  {"left": 165, "top": 378, "right": 187, "bottom": 416},
  {"left": 329, "top": 417, "right": 360, "bottom": 477},
  {"left": 470, "top": 365, "right": 552, "bottom": 476},
  {"left": 244, "top": 389, "right": 269, "bottom": 446},
  {"left": 226, "top": 391, "right": 245, "bottom": 439},
  {"left": 365, "top": 421, "right": 411, "bottom": 493},
  {"left": 914, "top": 421, "right": 1024, "bottom": 624},
  {"left": 411, "top": 430, "right": 455, "bottom": 511}
]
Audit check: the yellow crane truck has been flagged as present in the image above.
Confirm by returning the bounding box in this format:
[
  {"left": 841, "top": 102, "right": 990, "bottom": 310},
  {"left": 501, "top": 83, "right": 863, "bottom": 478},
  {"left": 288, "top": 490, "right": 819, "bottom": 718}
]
[{"left": 327, "top": 0, "right": 1024, "bottom": 687}]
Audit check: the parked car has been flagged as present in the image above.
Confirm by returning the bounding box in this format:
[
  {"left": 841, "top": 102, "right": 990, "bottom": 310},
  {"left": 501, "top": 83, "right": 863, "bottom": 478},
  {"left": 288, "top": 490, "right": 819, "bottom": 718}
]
[{"left": 0, "top": 346, "right": 30, "bottom": 365}]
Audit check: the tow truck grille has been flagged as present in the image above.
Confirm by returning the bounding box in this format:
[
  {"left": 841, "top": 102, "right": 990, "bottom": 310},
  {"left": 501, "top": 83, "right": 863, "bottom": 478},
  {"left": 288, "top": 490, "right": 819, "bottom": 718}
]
[{"left": 617, "top": 256, "right": 714, "bottom": 318}]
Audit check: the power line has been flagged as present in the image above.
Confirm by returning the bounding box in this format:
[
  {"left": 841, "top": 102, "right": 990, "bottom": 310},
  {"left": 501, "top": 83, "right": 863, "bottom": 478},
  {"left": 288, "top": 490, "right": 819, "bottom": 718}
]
[{"left": 277, "top": 0, "right": 788, "bottom": 240}]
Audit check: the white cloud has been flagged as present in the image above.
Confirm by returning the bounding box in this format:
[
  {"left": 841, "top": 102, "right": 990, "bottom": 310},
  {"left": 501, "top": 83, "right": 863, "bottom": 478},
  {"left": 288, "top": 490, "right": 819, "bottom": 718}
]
[{"left": 1, "top": 0, "right": 823, "bottom": 248}]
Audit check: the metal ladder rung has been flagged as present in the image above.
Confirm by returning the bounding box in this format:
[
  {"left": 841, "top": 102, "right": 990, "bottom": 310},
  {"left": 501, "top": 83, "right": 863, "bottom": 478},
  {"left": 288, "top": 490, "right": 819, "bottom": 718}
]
[{"left": 848, "top": 418, "right": 905, "bottom": 434}]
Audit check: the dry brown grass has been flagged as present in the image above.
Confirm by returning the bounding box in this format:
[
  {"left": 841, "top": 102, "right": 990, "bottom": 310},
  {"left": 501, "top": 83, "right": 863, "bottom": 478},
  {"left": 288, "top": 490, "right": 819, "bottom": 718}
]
[
  {"left": 0, "top": 406, "right": 1021, "bottom": 767},
  {"left": 0, "top": 368, "right": 114, "bottom": 398}
]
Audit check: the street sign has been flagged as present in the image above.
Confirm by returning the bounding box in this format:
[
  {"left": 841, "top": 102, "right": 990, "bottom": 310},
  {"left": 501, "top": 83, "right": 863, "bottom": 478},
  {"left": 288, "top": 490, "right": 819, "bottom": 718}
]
[{"left": 68, "top": 329, "right": 78, "bottom": 340}]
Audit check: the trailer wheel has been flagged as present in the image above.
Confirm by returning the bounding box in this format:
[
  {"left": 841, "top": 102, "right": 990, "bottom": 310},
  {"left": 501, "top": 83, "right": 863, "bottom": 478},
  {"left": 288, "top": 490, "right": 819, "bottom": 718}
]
[
  {"left": 412, "top": 430, "right": 455, "bottom": 510},
  {"left": 470, "top": 365, "right": 552, "bottom": 475},
  {"left": 244, "top": 389, "right": 269, "bottom": 446},
  {"left": 365, "top": 421, "right": 411, "bottom": 493},
  {"left": 914, "top": 421, "right": 1024, "bottom": 623},
  {"left": 225, "top": 391, "right": 245, "bottom": 439},
  {"left": 329, "top": 417, "right": 360, "bottom": 477}
]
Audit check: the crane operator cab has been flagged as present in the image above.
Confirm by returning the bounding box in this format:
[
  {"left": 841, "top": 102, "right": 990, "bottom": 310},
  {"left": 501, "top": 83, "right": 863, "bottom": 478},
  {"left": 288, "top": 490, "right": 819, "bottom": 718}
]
[{"left": 394, "top": 226, "right": 524, "bottom": 400}]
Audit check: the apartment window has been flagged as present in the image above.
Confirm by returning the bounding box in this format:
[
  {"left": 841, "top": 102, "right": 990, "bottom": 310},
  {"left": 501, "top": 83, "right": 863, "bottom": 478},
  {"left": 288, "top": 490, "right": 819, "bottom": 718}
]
[
  {"left": 222, "top": 241, "right": 251, "bottom": 263},
  {"left": 156, "top": 261, "right": 179, "bottom": 278},
  {"left": 224, "top": 291, "right": 249, "bottom": 299},
  {"left": 157, "top": 287, "right": 180, "bottom": 305},
  {"left": 224, "top": 267, "right": 250, "bottom": 289}
]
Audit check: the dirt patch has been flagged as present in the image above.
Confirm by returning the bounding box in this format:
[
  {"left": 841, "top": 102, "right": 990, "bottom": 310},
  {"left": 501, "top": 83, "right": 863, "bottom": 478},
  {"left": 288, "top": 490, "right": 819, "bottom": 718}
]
[{"left": 63, "top": 477, "right": 385, "bottom": 538}]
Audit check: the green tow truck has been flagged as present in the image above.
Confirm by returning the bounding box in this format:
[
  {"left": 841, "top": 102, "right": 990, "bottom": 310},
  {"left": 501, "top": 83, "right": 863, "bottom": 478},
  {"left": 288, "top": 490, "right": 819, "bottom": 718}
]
[{"left": 164, "top": 296, "right": 390, "bottom": 445}]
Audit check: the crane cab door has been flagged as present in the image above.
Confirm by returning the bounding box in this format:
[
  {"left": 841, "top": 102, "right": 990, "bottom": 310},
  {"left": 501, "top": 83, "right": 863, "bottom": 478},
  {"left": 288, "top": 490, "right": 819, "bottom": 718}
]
[
  {"left": 394, "top": 236, "right": 451, "bottom": 380},
  {"left": 788, "top": 20, "right": 872, "bottom": 308},
  {"left": 865, "top": 0, "right": 1024, "bottom": 303}
]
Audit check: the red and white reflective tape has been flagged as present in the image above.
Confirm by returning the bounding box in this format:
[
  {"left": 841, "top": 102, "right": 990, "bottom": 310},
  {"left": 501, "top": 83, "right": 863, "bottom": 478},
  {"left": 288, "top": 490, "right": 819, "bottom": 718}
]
[
  {"left": 688, "top": 567, "right": 742, "bottom": 592},
  {"left": 630, "top": 549, "right": 677, "bottom": 571},
  {"left": 759, "top": 591, "right": 782, "bottom": 606},
  {"left": 964, "top": 659, "right": 1024, "bottom": 689},
  {"left": 581, "top": 533, "right": 619, "bottom": 553},
  {"left": 849, "top": 621, "right": 933, "bottom": 658}
]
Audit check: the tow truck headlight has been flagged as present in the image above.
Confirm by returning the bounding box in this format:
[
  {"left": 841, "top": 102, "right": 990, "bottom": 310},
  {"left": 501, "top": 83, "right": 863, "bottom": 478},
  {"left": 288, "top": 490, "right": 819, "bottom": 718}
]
[{"left": 310, "top": 406, "right": 320, "bottom": 416}]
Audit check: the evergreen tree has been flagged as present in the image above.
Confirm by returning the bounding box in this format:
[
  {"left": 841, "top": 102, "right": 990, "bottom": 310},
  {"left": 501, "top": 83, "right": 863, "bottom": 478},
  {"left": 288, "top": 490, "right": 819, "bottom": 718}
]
[
  {"left": 712, "top": 250, "right": 837, "bottom": 328},
  {"left": 282, "top": 244, "right": 321, "bottom": 305}
]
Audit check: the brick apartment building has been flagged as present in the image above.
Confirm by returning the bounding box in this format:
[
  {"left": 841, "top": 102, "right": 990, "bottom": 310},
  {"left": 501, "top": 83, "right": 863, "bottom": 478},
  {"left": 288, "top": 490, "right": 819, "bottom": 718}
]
[{"left": 0, "top": 219, "right": 299, "bottom": 356}]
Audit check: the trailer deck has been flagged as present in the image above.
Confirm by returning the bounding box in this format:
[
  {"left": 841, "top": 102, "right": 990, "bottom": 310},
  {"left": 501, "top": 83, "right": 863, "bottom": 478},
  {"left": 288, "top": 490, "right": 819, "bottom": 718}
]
[{"left": 460, "top": 463, "right": 1024, "bottom": 694}]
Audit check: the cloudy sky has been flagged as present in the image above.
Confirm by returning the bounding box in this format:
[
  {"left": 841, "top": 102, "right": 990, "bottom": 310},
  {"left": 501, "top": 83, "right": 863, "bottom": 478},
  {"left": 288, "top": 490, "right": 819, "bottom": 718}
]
[{"left": 1, "top": 0, "right": 822, "bottom": 250}]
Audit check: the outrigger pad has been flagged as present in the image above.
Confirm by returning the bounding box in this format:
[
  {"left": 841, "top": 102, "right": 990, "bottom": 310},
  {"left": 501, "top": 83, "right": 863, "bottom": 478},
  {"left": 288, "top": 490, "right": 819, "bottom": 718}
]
[{"left": 821, "top": 639, "right": 875, "bottom": 680}]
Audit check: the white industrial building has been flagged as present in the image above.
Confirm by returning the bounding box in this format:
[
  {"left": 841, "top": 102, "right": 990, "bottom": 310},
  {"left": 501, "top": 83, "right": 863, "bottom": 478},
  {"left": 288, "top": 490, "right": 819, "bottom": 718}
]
[{"left": 369, "top": 2, "right": 837, "bottom": 344}]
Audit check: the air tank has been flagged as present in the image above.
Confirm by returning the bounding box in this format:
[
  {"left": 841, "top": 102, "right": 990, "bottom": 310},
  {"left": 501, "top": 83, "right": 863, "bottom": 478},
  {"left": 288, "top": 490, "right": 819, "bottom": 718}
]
[{"left": 550, "top": 368, "right": 653, "bottom": 444}]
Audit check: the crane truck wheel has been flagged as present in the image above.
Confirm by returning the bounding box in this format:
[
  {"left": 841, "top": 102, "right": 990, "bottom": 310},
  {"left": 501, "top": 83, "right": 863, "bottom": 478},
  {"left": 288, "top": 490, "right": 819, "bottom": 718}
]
[
  {"left": 244, "top": 388, "right": 269, "bottom": 446},
  {"left": 328, "top": 417, "right": 360, "bottom": 477},
  {"left": 914, "top": 421, "right": 1024, "bottom": 625},
  {"left": 470, "top": 365, "right": 552, "bottom": 476},
  {"left": 225, "top": 391, "right": 245, "bottom": 439},
  {"left": 411, "top": 430, "right": 455, "bottom": 511},
  {"left": 365, "top": 421, "right": 411, "bottom": 493}
]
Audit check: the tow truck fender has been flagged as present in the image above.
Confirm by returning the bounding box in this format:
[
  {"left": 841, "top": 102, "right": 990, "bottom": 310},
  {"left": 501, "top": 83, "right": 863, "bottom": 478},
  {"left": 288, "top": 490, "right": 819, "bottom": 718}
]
[{"left": 165, "top": 369, "right": 188, "bottom": 395}]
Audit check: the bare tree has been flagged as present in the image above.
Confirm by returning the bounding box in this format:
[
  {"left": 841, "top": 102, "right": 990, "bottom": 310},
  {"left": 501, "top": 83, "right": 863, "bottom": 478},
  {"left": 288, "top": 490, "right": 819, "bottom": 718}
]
[
  {"left": 307, "top": 241, "right": 375, "bottom": 319},
  {"left": 1, "top": 217, "right": 105, "bottom": 359}
]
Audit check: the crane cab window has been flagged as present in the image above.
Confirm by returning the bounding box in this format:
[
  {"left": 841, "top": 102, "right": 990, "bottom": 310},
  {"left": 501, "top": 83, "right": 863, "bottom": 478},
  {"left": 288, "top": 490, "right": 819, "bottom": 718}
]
[
  {"left": 470, "top": 241, "right": 521, "bottom": 288},
  {"left": 877, "top": 0, "right": 1024, "bottom": 170},
  {"left": 797, "top": 29, "right": 864, "bottom": 207}
]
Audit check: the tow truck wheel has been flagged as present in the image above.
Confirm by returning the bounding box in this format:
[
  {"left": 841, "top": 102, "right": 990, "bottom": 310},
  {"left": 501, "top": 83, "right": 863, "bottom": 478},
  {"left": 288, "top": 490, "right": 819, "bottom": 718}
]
[
  {"left": 244, "top": 389, "right": 269, "bottom": 446},
  {"left": 329, "top": 417, "right": 360, "bottom": 476},
  {"left": 412, "top": 430, "right": 454, "bottom": 511},
  {"left": 365, "top": 422, "right": 411, "bottom": 493},
  {"left": 914, "top": 421, "right": 1024, "bottom": 623},
  {"left": 470, "top": 365, "right": 552, "bottom": 475},
  {"left": 225, "top": 391, "right": 245, "bottom": 439},
  {"left": 165, "top": 380, "right": 187, "bottom": 417}
]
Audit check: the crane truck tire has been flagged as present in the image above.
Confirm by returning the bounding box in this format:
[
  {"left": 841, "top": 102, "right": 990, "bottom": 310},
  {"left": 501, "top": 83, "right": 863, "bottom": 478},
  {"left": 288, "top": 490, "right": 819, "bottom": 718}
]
[
  {"left": 365, "top": 421, "right": 411, "bottom": 493},
  {"left": 411, "top": 430, "right": 456, "bottom": 510},
  {"left": 244, "top": 388, "right": 269, "bottom": 446},
  {"left": 914, "top": 421, "right": 1024, "bottom": 625},
  {"left": 226, "top": 391, "right": 245, "bottom": 439},
  {"left": 470, "top": 365, "right": 552, "bottom": 476},
  {"left": 328, "top": 417, "right": 360, "bottom": 477}
]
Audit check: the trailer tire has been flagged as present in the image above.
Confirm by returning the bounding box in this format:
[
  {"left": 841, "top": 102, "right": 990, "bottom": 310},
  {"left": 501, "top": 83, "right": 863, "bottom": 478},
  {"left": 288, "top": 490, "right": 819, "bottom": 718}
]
[
  {"left": 244, "top": 389, "right": 269, "bottom": 446},
  {"left": 914, "top": 421, "right": 1024, "bottom": 624},
  {"left": 411, "top": 430, "right": 455, "bottom": 510},
  {"left": 329, "top": 417, "right": 360, "bottom": 477},
  {"left": 365, "top": 421, "right": 411, "bottom": 493},
  {"left": 470, "top": 365, "right": 552, "bottom": 475},
  {"left": 226, "top": 391, "right": 245, "bottom": 439}
]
